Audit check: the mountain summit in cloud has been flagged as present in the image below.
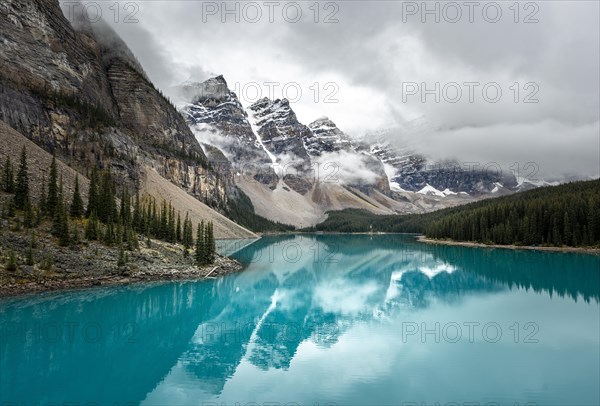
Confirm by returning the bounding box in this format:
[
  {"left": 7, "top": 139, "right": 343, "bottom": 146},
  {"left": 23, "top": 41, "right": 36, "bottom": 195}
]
[{"left": 174, "top": 76, "right": 533, "bottom": 227}]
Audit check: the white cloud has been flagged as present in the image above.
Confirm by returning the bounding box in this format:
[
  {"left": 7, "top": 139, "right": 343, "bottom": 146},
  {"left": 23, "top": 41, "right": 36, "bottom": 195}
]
[
  {"left": 91, "top": 0, "right": 599, "bottom": 178},
  {"left": 314, "top": 150, "right": 384, "bottom": 186}
]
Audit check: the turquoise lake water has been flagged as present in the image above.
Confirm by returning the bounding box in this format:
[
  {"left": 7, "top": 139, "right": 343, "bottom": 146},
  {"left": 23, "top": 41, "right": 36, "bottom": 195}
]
[{"left": 1, "top": 234, "right": 599, "bottom": 405}]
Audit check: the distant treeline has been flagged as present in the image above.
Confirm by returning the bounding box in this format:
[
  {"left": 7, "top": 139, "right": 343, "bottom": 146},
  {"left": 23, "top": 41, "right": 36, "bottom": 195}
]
[
  {"left": 305, "top": 209, "right": 429, "bottom": 234},
  {"left": 308, "top": 179, "right": 600, "bottom": 248}
]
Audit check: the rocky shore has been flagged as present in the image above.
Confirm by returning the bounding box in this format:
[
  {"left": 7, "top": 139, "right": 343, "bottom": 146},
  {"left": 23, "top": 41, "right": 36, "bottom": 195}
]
[
  {"left": 417, "top": 236, "right": 600, "bottom": 254},
  {"left": 0, "top": 226, "right": 244, "bottom": 298},
  {"left": 0, "top": 256, "right": 242, "bottom": 298}
]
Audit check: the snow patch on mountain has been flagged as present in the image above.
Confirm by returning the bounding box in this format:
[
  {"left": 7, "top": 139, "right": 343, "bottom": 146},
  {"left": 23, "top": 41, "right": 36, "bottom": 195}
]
[
  {"left": 491, "top": 182, "right": 504, "bottom": 193},
  {"left": 416, "top": 184, "right": 459, "bottom": 197},
  {"left": 383, "top": 163, "right": 405, "bottom": 192},
  {"left": 516, "top": 177, "right": 559, "bottom": 188},
  {"left": 248, "top": 110, "right": 278, "bottom": 165}
]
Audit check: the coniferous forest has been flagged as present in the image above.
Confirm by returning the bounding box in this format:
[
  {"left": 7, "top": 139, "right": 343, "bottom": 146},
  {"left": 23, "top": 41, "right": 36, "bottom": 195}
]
[
  {"left": 1, "top": 149, "right": 217, "bottom": 269},
  {"left": 310, "top": 179, "right": 600, "bottom": 248},
  {"left": 425, "top": 180, "right": 600, "bottom": 246}
]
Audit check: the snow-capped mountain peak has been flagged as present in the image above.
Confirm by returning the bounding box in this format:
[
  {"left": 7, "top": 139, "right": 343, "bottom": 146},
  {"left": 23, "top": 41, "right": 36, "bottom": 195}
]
[{"left": 305, "top": 117, "right": 355, "bottom": 157}]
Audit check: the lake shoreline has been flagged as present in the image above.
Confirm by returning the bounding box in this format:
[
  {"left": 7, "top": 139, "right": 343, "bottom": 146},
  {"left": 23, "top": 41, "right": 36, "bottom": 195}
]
[
  {"left": 258, "top": 231, "right": 420, "bottom": 236},
  {"left": 417, "top": 236, "right": 600, "bottom": 254},
  {"left": 0, "top": 255, "right": 243, "bottom": 298}
]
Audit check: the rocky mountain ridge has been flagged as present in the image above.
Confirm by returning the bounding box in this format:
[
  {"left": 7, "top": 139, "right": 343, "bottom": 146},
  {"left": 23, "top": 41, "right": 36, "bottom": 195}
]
[
  {"left": 176, "top": 76, "right": 523, "bottom": 226},
  {"left": 0, "top": 0, "right": 284, "bottom": 232},
  {"left": 0, "top": 0, "right": 533, "bottom": 230}
]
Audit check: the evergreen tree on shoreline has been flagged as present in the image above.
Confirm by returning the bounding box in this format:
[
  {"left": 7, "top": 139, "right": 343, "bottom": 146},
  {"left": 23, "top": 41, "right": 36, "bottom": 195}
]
[
  {"left": 183, "top": 213, "right": 193, "bottom": 254},
  {"left": 86, "top": 167, "right": 98, "bottom": 217},
  {"left": 85, "top": 211, "right": 99, "bottom": 240},
  {"left": 70, "top": 175, "right": 84, "bottom": 218},
  {"left": 46, "top": 155, "right": 59, "bottom": 216},
  {"left": 206, "top": 221, "right": 215, "bottom": 263},
  {"left": 176, "top": 212, "right": 182, "bottom": 243},
  {"left": 53, "top": 176, "right": 70, "bottom": 246},
  {"left": 195, "top": 220, "right": 205, "bottom": 266},
  {"left": 195, "top": 220, "right": 216, "bottom": 266}
]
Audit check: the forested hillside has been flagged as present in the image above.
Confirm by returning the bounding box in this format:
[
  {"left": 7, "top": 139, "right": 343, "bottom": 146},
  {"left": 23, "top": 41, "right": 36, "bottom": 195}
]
[
  {"left": 425, "top": 179, "right": 600, "bottom": 246},
  {"left": 309, "top": 180, "right": 600, "bottom": 248},
  {"left": 305, "top": 209, "right": 428, "bottom": 233}
]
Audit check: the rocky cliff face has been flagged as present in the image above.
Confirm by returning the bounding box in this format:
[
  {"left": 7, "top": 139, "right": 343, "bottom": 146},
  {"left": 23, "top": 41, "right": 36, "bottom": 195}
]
[
  {"left": 174, "top": 75, "right": 523, "bottom": 226},
  {"left": 370, "top": 142, "right": 518, "bottom": 195},
  {"left": 0, "top": 0, "right": 229, "bottom": 209},
  {"left": 248, "top": 98, "right": 314, "bottom": 194},
  {"left": 305, "top": 117, "right": 354, "bottom": 156},
  {"left": 176, "top": 76, "right": 277, "bottom": 188},
  {"left": 0, "top": 0, "right": 115, "bottom": 110},
  {"left": 249, "top": 98, "right": 312, "bottom": 162}
]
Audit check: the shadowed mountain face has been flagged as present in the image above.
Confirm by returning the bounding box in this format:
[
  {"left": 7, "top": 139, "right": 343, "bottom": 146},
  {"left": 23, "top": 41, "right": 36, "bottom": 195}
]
[
  {"left": 177, "top": 76, "right": 278, "bottom": 188},
  {"left": 0, "top": 0, "right": 234, "bottom": 209},
  {"left": 2, "top": 235, "right": 598, "bottom": 404}
]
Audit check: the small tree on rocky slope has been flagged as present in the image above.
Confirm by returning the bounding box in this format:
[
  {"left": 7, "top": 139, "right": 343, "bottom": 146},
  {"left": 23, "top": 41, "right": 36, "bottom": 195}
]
[{"left": 70, "top": 175, "right": 84, "bottom": 218}]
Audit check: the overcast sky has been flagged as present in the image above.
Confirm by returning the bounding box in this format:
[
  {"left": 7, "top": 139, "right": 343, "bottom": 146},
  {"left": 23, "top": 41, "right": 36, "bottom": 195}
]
[{"left": 69, "top": 1, "right": 599, "bottom": 179}]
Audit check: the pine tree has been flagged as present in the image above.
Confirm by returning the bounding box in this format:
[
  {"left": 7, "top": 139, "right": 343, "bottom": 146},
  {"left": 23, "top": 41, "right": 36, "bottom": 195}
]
[
  {"left": 197, "top": 221, "right": 216, "bottom": 265},
  {"left": 52, "top": 176, "right": 70, "bottom": 246},
  {"left": 86, "top": 167, "right": 98, "bottom": 217},
  {"left": 151, "top": 198, "right": 158, "bottom": 237},
  {"left": 117, "top": 242, "right": 126, "bottom": 267},
  {"left": 58, "top": 204, "right": 70, "bottom": 247},
  {"left": 126, "top": 226, "right": 138, "bottom": 251},
  {"left": 23, "top": 199, "right": 34, "bottom": 228},
  {"left": 52, "top": 177, "right": 63, "bottom": 236},
  {"left": 72, "top": 222, "right": 80, "bottom": 245},
  {"left": 104, "top": 218, "right": 115, "bottom": 246},
  {"left": 160, "top": 200, "right": 168, "bottom": 239},
  {"left": 6, "top": 251, "right": 17, "bottom": 272},
  {"left": 116, "top": 214, "right": 124, "bottom": 246},
  {"left": 182, "top": 214, "right": 193, "bottom": 255},
  {"left": 33, "top": 205, "right": 42, "bottom": 227},
  {"left": 120, "top": 188, "right": 131, "bottom": 227},
  {"left": 195, "top": 220, "right": 205, "bottom": 266},
  {"left": 182, "top": 214, "right": 189, "bottom": 247},
  {"left": 176, "top": 213, "right": 182, "bottom": 243},
  {"left": 85, "top": 211, "right": 99, "bottom": 240},
  {"left": 2, "top": 156, "right": 14, "bottom": 193},
  {"left": 14, "top": 146, "right": 30, "bottom": 210},
  {"left": 70, "top": 175, "right": 84, "bottom": 218},
  {"left": 26, "top": 237, "right": 34, "bottom": 266},
  {"left": 206, "top": 221, "right": 216, "bottom": 263},
  {"left": 132, "top": 192, "right": 141, "bottom": 232},
  {"left": 563, "top": 212, "right": 572, "bottom": 246},
  {"left": 98, "top": 170, "right": 116, "bottom": 223},
  {"left": 47, "top": 155, "right": 59, "bottom": 216},
  {"left": 46, "top": 155, "right": 58, "bottom": 216}
]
